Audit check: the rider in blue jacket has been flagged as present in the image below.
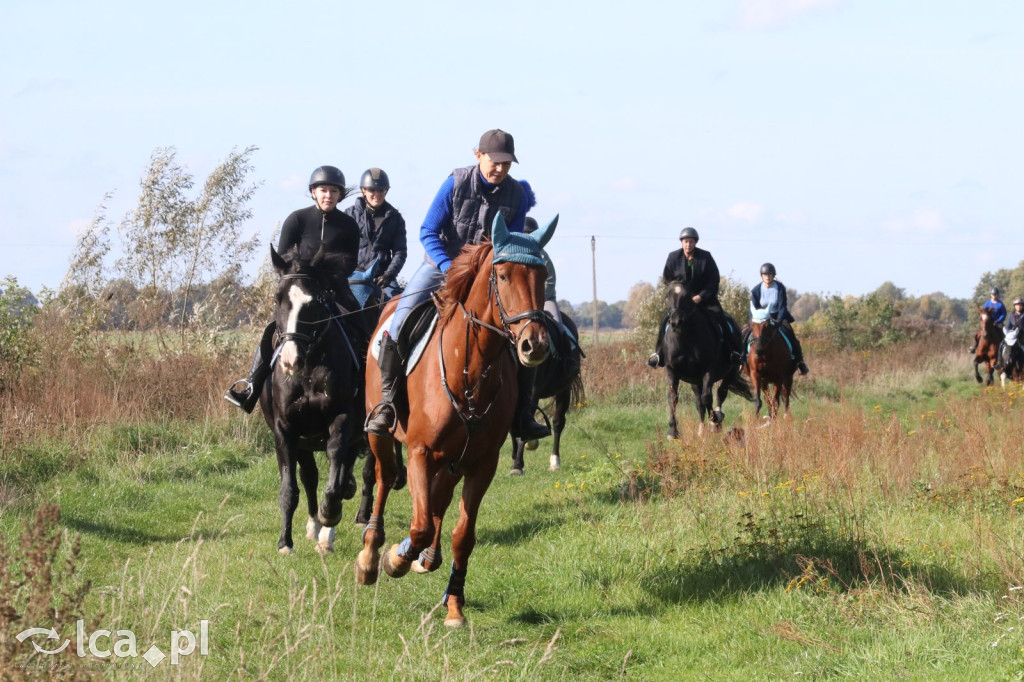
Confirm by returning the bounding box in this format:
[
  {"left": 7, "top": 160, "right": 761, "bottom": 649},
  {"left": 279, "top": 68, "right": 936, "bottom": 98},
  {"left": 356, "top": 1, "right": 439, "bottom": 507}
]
[{"left": 971, "top": 287, "right": 1008, "bottom": 352}]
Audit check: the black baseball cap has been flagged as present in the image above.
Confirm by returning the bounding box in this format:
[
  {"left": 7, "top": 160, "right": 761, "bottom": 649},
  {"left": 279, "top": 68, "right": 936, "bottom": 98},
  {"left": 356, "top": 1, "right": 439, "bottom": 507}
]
[{"left": 477, "top": 129, "right": 518, "bottom": 163}]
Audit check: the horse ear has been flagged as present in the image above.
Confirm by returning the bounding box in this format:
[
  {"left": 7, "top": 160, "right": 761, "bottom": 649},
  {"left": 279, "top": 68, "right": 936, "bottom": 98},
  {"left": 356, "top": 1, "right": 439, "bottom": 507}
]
[
  {"left": 491, "top": 211, "right": 510, "bottom": 248},
  {"left": 532, "top": 214, "right": 559, "bottom": 248},
  {"left": 271, "top": 244, "right": 287, "bottom": 274},
  {"left": 311, "top": 243, "right": 326, "bottom": 269}
]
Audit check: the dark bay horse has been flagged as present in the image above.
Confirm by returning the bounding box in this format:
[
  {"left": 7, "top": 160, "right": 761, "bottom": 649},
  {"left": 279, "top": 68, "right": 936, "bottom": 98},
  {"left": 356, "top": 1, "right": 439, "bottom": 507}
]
[
  {"left": 259, "top": 245, "right": 366, "bottom": 555},
  {"left": 355, "top": 213, "right": 556, "bottom": 628},
  {"left": 973, "top": 307, "right": 1003, "bottom": 385},
  {"left": 662, "top": 281, "right": 753, "bottom": 439},
  {"left": 745, "top": 311, "right": 797, "bottom": 420},
  {"left": 510, "top": 312, "right": 584, "bottom": 474}
]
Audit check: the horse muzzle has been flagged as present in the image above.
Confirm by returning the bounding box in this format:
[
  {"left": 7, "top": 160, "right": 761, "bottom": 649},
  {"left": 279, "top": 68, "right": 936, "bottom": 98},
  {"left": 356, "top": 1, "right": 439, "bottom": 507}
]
[{"left": 515, "top": 322, "right": 549, "bottom": 367}]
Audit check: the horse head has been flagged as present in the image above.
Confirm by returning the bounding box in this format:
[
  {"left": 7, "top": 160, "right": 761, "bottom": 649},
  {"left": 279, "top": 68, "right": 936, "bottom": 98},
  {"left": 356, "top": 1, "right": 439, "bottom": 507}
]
[
  {"left": 270, "top": 244, "right": 340, "bottom": 375},
  {"left": 488, "top": 212, "right": 558, "bottom": 366},
  {"left": 750, "top": 309, "right": 779, "bottom": 354},
  {"left": 349, "top": 256, "right": 381, "bottom": 310},
  {"left": 665, "top": 281, "right": 698, "bottom": 330}
]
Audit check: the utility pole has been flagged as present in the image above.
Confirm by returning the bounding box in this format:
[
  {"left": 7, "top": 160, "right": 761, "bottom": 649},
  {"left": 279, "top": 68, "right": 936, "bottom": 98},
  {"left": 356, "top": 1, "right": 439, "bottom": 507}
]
[{"left": 591, "top": 235, "right": 598, "bottom": 345}]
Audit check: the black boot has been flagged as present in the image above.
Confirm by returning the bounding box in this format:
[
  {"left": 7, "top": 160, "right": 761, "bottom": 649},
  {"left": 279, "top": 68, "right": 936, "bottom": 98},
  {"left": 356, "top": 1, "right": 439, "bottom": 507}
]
[
  {"left": 224, "top": 346, "right": 269, "bottom": 413},
  {"left": 647, "top": 315, "right": 667, "bottom": 368},
  {"left": 511, "top": 365, "right": 550, "bottom": 440},
  {"left": 791, "top": 335, "right": 809, "bottom": 375},
  {"left": 365, "top": 333, "right": 403, "bottom": 436},
  {"left": 740, "top": 327, "right": 752, "bottom": 365}
]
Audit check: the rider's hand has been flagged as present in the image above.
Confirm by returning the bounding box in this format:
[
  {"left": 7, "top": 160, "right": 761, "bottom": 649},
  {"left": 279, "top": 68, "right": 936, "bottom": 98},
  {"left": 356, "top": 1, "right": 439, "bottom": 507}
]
[
  {"left": 692, "top": 294, "right": 702, "bottom": 304},
  {"left": 374, "top": 276, "right": 389, "bottom": 287}
]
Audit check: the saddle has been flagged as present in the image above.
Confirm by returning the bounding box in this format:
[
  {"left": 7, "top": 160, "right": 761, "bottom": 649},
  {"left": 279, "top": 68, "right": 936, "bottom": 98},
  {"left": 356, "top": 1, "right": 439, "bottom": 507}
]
[{"left": 369, "top": 298, "right": 439, "bottom": 375}]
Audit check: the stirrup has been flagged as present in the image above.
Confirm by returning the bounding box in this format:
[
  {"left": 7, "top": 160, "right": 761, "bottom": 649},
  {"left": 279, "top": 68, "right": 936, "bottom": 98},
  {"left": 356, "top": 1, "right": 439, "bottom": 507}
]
[
  {"left": 365, "top": 402, "right": 397, "bottom": 436},
  {"left": 224, "top": 380, "right": 257, "bottom": 412},
  {"left": 647, "top": 353, "right": 660, "bottom": 368}
]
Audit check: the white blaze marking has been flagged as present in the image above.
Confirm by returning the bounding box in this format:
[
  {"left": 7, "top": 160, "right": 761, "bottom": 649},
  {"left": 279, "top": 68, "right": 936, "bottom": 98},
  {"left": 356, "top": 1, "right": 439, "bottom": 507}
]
[{"left": 280, "top": 286, "right": 314, "bottom": 373}]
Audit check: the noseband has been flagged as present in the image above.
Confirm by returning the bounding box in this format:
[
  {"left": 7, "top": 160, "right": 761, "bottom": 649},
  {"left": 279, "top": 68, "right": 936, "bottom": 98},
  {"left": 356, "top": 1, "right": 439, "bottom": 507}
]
[{"left": 488, "top": 267, "right": 548, "bottom": 346}]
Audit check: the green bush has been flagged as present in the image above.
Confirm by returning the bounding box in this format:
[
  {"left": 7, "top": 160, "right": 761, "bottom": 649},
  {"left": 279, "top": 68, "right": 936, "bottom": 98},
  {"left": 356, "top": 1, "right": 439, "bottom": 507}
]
[
  {"left": 819, "top": 293, "right": 905, "bottom": 350},
  {"left": 0, "top": 277, "right": 40, "bottom": 391}
]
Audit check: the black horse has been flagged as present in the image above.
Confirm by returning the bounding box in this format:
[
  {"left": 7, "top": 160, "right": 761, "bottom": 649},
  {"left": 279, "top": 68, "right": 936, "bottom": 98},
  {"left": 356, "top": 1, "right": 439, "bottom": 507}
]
[
  {"left": 348, "top": 264, "right": 407, "bottom": 525},
  {"left": 661, "top": 281, "right": 753, "bottom": 439},
  {"left": 510, "top": 312, "right": 585, "bottom": 475},
  {"left": 260, "top": 245, "right": 368, "bottom": 554},
  {"left": 999, "top": 327, "right": 1024, "bottom": 389}
]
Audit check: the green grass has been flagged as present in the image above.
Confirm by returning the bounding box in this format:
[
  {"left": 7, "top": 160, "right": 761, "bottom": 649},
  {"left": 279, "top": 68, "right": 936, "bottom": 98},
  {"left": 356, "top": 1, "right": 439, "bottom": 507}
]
[{"left": 5, "top": 354, "right": 1024, "bottom": 679}]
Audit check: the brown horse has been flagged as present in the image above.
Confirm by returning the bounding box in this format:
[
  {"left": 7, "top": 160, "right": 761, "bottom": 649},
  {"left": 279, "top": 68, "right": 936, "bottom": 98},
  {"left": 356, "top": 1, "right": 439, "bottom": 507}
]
[
  {"left": 973, "top": 307, "right": 1003, "bottom": 385},
  {"left": 745, "top": 312, "right": 797, "bottom": 420},
  {"left": 355, "top": 213, "right": 556, "bottom": 628}
]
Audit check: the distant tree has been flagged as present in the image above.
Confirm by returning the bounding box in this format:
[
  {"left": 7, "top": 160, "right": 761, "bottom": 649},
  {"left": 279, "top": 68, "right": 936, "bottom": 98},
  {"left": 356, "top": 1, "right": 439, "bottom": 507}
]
[
  {"left": 0, "top": 276, "right": 41, "bottom": 390},
  {"left": 719, "top": 276, "right": 749, "bottom": 326},
  {"left": 873, "top": 281, "right": 906, "bottom": 303},
  {"left": 790, "top": 293, "right": 821, "bottom": 321},
  {"left": 116, "top": 146, "right": 262, "bottom": 345},
  {"left": 622, "top": 281, "right": 655, "bottom": 328}
]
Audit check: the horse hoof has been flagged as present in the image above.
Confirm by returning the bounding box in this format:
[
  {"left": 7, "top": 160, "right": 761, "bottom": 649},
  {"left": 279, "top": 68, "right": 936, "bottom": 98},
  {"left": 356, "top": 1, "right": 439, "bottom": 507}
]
[
  {"left": 444, "top": 616, "right": 467, "bottom": 629},
  {"left": 411, "top": 560, "right": 431, "bottom": 574},
  {"left": 355, "top": 550, "right": 379, "bottom": 585},
  {"left": 509, "top": 468, "right": 524, "bottom": 476},
  {"left": 278, "top": 546, "right": 293, "bottom": 556},
  {"left": 525, "top": 440, "right": 539, "bottom": 451},
  {"left": 549, "top": 456, "right": 560, "bottom": 471},
  {"left": 316, "top": 526, "right": 335, "bottom": 554},
  {"left": 382, "top": 544, "right": 412, "bottom": 578},
  {"left": 306, "top": 517, "right": 322, "bottom": 541}
]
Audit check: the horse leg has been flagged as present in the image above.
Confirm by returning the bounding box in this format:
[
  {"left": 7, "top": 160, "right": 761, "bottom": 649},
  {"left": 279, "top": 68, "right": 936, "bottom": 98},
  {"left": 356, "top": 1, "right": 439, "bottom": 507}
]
[
  {"left": 318, "top": 414, "right": 353, "bottom": 530},
  {"left": 442, "top": 447, "right": 500, "bottom": 628},
  {"left": 750, "top": 366, "right": 763, "bottom": 419},
  {"left": 394, "top": 442, "right": 407, "bottom": 490},
  {"left": 412, "top": 467, "right": 461, "bottom": 575},
  {"left": 781, "top": 378, "right": 792, "bottom": 418},
  {"left": 973, "top": 356, "right": 983, "bottom": 383},
  {"left": 354, "top": 449, "right": 376, "bottom": 525},
  {"left": 667, "top": 372, "right": 681, "bottom": 440},
  {"left": 549, "top": 388, "right": 569, "bottom": 471},
  {"left": 294, "top": 449, "right": 323, "bottom": 546},
  {"left": 510, "top": 438, "right": 526, "bottom": 476},
  {"left": 382, "top": 444, "right": 434, "bottom": 580},
  {"left": 276, "top": 444, "right": 304, "bottom": 555},
  {"left": 712, "top": 378, "right": 729, "bottom": 430},
  {"left": 355, "top": 433, "right": 400, "bottom": 585}
]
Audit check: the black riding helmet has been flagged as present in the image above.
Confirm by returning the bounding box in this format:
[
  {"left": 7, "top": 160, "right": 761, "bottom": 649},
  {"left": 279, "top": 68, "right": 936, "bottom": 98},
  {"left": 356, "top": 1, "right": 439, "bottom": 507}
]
[
  {"left": 308, "top": 166, "right": 346, "bottom": 191},
  {"left": 760, "top": 263, "right": 776, "bottom": 276},
  {"left": 360, "top": 168, "right": 390, "bottom": 191},
  {"left": 991, "top": 286, "right": 1001, "bottom": 297},
  {"left": 524, "top": 217, "right": 539, "bottom": 234},
  {"left": 679, "top": 227, "right": 699, "bottom": 242}
]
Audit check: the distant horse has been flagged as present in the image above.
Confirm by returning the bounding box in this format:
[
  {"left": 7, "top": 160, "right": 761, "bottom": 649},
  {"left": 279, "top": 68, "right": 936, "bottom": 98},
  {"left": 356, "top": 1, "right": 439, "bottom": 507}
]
[
  {"left": 998, "top": 327, "right": 1024, "bottom": 389},
  {"left": 348, "top": 262, "right": 406, "bottom": 525},
  {"left": 973, "top": 307, "right": 1003, "bottom": 385},
  {"left": 355, "top": 213, "right": 556, "bottom": 628},
  {"left": 745, "top": 310, "right": 797, "bottom": 420},
  {"left": 510, "top": 312, "right": 585, "bottom": 474},
  {"left": 259, "top": 245, "right": 367, "bottom": 554},
  {"left": 662, "top": 281, "right": 753, "bottom": 439}
]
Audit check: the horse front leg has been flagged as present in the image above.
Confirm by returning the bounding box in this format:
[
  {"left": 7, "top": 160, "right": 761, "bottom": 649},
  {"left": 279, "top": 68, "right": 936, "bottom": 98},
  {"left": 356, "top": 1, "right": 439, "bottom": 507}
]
[
  {"left": 412, "top": 467, "right": 461, "bottom": 575},
  {"left": 442, "top": 446, "right": 500, "bottom": 628},
  {"left": 667, "top": 372, "right": 681, "bottom": 440},
  {"left": 382, "top": 444, "right": 434, "bottom": 580},
  {"left": 319, "top": 413, "right": 354, "bottom": 530},
  {"left": 712, "top": 378, "right": 729, "bottom": 430},
  {"left": 973, "top": 356, "right": 984, "bottom": 383},
  {"left": 354, "top": 449, "right": 376, "bottom": 525},
  {"left": 355, "top": 432, "right": 400, "bottom": 585},
  {"left": 276, "top": 445, "right": 303, "bottom": 555},
  {"left": 694, "top": 377, "right": 713, "bottom": 436}
]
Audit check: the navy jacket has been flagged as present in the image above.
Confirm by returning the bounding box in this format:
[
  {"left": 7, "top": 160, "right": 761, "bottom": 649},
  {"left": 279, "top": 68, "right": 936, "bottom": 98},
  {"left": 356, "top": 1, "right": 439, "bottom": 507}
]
[
  {"left": 344, "top": 198, "right": 408, "bottom": 282},
  {"left": 662, "top": 247, "right": 720, "bottom": 306},
  {"left": 750, "top": 280, "right": 795, "bottom": 323}
]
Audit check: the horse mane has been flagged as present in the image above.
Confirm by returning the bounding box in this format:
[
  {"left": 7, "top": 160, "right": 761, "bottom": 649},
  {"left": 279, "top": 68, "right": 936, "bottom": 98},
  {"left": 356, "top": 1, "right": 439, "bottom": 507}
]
[{"left": 436, "top": 242, "right": 493, "bottom": 322}]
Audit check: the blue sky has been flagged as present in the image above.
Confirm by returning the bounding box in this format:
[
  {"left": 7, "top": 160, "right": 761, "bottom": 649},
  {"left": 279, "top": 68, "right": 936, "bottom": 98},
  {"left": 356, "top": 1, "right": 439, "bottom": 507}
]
[{"left": 2, "top": 0, "right": 1022, "bottom": 305}]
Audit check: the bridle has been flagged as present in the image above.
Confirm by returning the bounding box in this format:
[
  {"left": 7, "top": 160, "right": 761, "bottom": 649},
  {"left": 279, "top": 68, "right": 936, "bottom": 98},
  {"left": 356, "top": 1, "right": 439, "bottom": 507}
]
[
  {"left": 438, "top": 261, "right": 547, "bottom": 434},
  {"left": 752, "top": 318, "right": 780, "bottom": 353},
  {"left": 272, "top": 273, "right": 332, "bottom": 363}
]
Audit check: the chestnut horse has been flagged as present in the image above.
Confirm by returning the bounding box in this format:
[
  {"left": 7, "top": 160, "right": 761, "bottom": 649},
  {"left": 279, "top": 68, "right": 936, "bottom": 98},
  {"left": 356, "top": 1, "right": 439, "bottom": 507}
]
[
  {"left": 973, "top": 307, "right": 1003, "bottom": 385},
  {"left": 745, "top": 310, "right": 797, "bottom": 420},
  {"left": 356, "top": 213, "right": 557, "bottom": 628}
]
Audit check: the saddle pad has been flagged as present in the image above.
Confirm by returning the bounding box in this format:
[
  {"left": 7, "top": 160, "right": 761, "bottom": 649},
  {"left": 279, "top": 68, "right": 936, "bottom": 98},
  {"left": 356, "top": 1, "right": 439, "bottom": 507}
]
[{"left": 370, "top": 312, "right": 438, "bottom": 375}]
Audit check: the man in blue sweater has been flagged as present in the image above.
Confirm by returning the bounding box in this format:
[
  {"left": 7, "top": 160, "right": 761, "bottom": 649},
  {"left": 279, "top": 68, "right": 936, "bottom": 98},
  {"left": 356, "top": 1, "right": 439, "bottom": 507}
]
[{"left": 365, "top": 129, "right": 549, "bottom": 441}]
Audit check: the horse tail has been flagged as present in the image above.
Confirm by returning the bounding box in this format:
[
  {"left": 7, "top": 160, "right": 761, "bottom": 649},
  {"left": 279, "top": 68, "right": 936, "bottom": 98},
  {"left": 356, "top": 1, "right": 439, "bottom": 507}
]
[
  {"left": 568, "top": 373, "right": 585, "bottom": 410},
  {"left": 727, "top": 370, "right": 756, "bottom": 402}
]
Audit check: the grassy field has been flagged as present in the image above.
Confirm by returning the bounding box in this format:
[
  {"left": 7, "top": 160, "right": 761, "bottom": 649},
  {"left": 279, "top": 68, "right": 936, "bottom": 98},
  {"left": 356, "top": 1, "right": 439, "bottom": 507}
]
[{"left": 3, "top": 332, "right": 1024, "bottom": 679}]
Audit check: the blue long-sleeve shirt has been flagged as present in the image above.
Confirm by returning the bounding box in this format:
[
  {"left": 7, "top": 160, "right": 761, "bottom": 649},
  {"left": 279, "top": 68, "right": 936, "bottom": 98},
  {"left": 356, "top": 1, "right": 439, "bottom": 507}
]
[
  {"left": 420, "top": 173, "right": 529, "bottom": 273},
  {"left": 984, "top": 299, "right": 1007, "bottom": 325}
]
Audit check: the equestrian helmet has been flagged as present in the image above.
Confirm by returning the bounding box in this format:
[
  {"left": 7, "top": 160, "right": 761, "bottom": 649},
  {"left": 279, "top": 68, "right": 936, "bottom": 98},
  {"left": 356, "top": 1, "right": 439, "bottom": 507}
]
[
  {"left": 523, "top": 217, "right": 539, "bottom": 234},
  {"left": 359, "top": 168, "right": 390, "bottom": 190},
  {"left": 308, "top": 166, "right": 346, "bottom": 191},
  {"left": 679, "top": 227, "right": 699, "bottom": 242},
  {"left": 1015, "top": 297, "right": 1024, "bottom": 306},
  {"left": 760, "top": 263, "right": 777, "bottom": 276},
  {"left": 991, "top": 286, "right": 1001, "bottom": 297}
]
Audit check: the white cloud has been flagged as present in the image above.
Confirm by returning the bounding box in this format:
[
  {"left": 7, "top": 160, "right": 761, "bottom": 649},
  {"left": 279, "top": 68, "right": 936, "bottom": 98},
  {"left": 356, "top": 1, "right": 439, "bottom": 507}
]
[
  {"left": 736, "top": 0, "right": 845, "bottom": 29},
  {"left": 727, "top": 201, "right": 765, "bottom": 221},
  {"left": 882, "top": 208, "right": 945, "bottom": 235}
]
